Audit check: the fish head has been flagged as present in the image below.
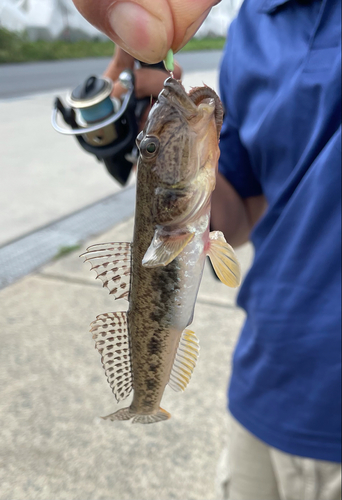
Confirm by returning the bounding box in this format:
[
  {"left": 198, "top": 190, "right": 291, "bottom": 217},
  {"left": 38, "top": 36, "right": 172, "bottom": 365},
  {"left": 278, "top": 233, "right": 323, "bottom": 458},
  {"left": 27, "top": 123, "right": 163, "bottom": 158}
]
[{"left": 136, "top": 78, "right": 223, "bottom": 226}]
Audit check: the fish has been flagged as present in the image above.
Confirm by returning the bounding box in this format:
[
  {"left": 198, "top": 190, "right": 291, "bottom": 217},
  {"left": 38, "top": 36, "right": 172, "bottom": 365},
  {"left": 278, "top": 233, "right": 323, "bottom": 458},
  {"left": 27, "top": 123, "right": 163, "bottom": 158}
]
[{"left": 81, "top": 77, "right": 241, "bottom": 424}]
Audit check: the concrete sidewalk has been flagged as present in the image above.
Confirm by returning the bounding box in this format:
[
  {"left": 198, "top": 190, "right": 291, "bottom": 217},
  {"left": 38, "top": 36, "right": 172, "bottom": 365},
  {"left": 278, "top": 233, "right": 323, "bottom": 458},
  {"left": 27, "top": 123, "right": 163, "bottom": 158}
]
[{"left": 0, "top": 215, "right": 252, "bottom": 500}]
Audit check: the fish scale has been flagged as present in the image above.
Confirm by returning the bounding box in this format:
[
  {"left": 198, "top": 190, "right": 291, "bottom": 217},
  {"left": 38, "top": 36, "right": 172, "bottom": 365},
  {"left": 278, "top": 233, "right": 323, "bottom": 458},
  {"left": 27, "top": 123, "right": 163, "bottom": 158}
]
[{"left": 81, "top": 78, "right": 241, "bottom": 424}]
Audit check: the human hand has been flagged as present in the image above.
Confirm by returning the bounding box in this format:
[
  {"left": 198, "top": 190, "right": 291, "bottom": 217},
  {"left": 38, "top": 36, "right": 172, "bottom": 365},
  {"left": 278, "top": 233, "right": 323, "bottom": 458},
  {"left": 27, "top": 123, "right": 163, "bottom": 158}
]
[
  {"left": 104, "top": 47, "right": 182, "bottom": 100},
  {"left": 104, "top": 46, "right": 135, "bottom": 84},
  {"left": 72, "top": 0, "right": 221, "bottom": 63}
]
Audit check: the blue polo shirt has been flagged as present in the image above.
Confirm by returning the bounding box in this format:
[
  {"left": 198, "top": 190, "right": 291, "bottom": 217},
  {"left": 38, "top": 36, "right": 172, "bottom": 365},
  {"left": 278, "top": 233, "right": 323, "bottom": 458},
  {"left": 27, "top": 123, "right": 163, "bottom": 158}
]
[{"left": 219, "top": 0, "right": 341, "bottom": 462}]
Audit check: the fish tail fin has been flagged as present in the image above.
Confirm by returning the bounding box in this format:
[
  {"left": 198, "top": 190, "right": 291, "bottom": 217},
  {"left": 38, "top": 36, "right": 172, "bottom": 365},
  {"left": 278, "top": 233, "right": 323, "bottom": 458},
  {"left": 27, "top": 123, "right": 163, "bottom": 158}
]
[
  {"left": 132, "top": 408, "right": 171, "bottom": 424},
  {"left": 101, "top": 407, "right": 134, "bottom": 421},
  {"left": 101, "top": 407, "right": 171, "bottom": 424}
]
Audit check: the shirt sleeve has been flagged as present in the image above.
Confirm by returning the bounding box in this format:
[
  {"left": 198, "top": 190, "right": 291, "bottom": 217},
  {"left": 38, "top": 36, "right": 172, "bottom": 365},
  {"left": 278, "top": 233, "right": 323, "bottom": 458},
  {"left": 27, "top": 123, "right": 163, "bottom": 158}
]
[{"left": 218, "top": 22, "right": 263, "bottom": 199}]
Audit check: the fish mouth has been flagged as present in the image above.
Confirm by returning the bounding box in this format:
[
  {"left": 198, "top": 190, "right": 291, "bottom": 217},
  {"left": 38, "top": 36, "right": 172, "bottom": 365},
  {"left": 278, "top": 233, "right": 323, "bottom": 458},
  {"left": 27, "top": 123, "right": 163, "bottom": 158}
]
[
  {"left": 159, "top": 78, "right": 223, "bottom": 138},
  {"left": 159, "top": 77, "right": 198, "bottom": 115}
]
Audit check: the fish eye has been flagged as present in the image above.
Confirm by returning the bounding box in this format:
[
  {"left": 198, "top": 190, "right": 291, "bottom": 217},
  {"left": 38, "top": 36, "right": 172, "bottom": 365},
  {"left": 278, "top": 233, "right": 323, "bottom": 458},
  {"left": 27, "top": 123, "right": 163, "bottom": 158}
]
[{"left": 140, "top": 136, "right": 160, "bottom": 159}]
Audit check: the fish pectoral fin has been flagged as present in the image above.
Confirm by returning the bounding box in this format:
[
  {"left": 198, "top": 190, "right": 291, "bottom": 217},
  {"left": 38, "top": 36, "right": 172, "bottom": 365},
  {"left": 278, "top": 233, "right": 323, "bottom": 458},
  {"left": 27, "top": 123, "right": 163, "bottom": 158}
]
[
  {"left": 207, "top": 231, "right": 241, "bottom": 288},
  {"left": 90, "top": 312, "right": 132, "bottom": 403},
  {"left": 168, "top": 329, "right": 200, "bottom": 392},
  {"left": 142, "top": 230, "right": 194, "bottom": 267},
  {"left": 80, "top": 242, "right": 131, "bottom": 300}
]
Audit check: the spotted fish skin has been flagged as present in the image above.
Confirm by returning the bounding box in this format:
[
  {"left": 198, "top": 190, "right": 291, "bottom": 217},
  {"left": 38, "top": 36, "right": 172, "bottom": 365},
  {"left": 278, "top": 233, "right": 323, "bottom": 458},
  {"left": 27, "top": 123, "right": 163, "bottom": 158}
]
[
  {"left": 128, "top": 164, "right": 184, "bottom": 416},
  {"left": 82, "top": 78, "right": 241, "bottom": 424}
]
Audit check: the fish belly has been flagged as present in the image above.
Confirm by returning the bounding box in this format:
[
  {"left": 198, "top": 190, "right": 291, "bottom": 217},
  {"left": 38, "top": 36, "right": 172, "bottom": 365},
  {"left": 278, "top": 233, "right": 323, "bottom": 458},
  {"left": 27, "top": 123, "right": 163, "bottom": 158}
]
[{"left": 171, "top": 231, "right": 207, "bottom": 331}]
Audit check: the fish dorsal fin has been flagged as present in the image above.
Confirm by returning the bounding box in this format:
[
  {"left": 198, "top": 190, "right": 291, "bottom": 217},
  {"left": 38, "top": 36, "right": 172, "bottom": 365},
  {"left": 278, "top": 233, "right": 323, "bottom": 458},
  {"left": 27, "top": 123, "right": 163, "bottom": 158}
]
[
  {"left": 207, "top": 231, "right": 241, "bottom": 288},
  {"left": 81, "top": 242, "right": 131, "bottom": 300},
  {"left": 90, "top": 312, "right": 132, "bottom": 402},
  {"left": 142, "top": 230, "right": 194, "bottom": 267},
  {"left": 168, "top": 329, "right": 200, "bottom": 392}
]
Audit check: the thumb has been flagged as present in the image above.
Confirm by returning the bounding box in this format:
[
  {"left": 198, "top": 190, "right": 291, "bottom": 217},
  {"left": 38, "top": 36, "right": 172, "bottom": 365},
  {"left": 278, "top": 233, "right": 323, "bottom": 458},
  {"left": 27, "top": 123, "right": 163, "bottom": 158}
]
[{"left": 72, "top": 0, "right": 220, "bottom": 63}]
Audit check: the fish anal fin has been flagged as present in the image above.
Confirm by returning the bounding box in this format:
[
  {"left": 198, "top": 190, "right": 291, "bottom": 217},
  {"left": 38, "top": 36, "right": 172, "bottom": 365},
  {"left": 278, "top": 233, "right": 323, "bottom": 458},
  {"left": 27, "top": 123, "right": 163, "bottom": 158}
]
[
  {"left": 80, "top": 242, "right": 131, "bottom": 300},
  {"left": 207, "top": 231, "right": 241, "bottom": 288},
  {"left": 90, "top": 312, "right": 132, "bottom": 402},
  {"left": 142, "top": 230, "right": 194, "bottom": 268},
  {"left": 168, "top": 329, "right": 200, "bottom": 393}
]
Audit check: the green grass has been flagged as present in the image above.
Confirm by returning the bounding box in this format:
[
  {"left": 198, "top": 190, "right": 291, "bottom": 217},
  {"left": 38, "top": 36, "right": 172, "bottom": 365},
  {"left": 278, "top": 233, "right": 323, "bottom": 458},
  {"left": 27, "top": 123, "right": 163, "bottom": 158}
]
[
  {"left": 0, "top": 27, "right": 225, "bottom": 64},
  {"left": 54, "top": 244, "right": 81, "bottom": 260},
  {"left": 180, "top": 37, "right": 225, "bottom": 52},
  {"left": 0, "top": 28, "right": 116, "bottom": 63}
]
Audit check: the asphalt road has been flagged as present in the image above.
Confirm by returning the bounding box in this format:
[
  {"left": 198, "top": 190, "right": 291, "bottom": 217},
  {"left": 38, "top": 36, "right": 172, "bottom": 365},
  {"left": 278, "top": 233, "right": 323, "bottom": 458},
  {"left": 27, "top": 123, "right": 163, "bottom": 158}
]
[{"left": 0, "top": 50, "right": 223, "bottom": 99}]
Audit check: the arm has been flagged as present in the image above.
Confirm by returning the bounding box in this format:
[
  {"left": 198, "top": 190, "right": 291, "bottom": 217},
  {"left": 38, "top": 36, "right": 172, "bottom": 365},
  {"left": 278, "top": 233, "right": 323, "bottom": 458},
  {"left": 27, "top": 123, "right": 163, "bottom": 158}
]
[{"left": 211, "top": 172, "right": 267, "bottom": 247}]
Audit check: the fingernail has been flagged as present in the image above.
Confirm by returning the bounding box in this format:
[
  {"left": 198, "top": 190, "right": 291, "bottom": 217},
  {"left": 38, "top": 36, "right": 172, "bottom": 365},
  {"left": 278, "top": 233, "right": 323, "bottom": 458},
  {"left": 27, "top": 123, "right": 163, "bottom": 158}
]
[{"left": 108, "top": 2, "right": 168, "bottom": 62}]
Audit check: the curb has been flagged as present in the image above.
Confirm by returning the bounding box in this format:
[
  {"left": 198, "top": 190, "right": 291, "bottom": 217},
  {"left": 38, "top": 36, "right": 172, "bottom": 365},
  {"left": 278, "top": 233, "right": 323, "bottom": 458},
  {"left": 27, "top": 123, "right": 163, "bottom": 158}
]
[{"left": 0, "top": 185, "right": 135, "bottom": 289}]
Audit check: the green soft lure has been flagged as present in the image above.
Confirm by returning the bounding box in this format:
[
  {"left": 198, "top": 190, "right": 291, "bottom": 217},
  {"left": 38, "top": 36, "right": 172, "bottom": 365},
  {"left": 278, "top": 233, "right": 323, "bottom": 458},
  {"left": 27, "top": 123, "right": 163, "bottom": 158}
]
[{"left": 163, "top": 49, "right": 174, "bottom": 72}]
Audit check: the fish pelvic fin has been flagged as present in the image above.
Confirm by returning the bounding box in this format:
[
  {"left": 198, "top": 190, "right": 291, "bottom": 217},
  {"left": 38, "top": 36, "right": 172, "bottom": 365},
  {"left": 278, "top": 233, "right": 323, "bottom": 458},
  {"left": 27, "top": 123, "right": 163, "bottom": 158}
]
[
  {"left": 90, "top": 312, "right": 133, "bottom": 403},
  {"left": 207, "top": 231, "right": 241, "bottom": 288},
  {"left": 80, "top": 242, "right": 131, "bottom": 300},
  {"left": 142, "top": 229, "right": 194, "bottom": 267},
  {"left": 168, "top": 329, "right": 200, "bottom": 393},
  {"left": 102, "top": 407, "right": 171, "bottom": 424}
]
